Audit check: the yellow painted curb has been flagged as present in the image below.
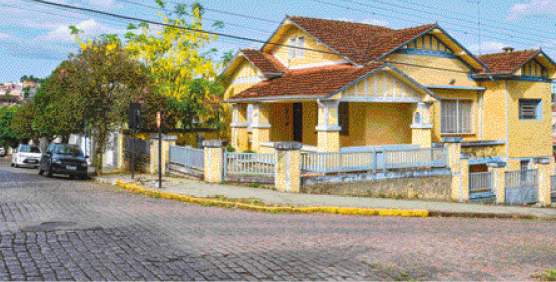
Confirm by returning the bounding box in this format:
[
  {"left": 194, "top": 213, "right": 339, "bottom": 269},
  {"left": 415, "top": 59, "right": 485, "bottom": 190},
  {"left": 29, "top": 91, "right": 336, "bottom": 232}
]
[{"left": 114, "top": 181, "right": 429, "bottom": 218}]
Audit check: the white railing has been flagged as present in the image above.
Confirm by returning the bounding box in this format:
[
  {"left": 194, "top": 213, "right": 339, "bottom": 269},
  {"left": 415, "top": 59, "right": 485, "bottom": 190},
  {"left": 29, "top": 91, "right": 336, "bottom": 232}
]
[
  {"left": 301, "top": 147, "right": 447, "bottom": 174},
  {"left": 169, "top": 145, "right": 204, "bottom": 171},
  {"left": 384, "top": 147, "right": 447, "bottom": 170},
  {"left": 301, "top": 151, "right": 377, "bottom": 174},
  {"left": 224, "top": 152, "right": 275, "bottom": 177},
  {"left": 469, "top": 171, "right": 493, "bottom": 193}
]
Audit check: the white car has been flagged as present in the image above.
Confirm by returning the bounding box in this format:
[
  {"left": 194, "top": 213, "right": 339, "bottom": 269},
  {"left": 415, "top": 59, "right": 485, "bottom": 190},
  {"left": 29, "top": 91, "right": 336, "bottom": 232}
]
[
  {"left": 0, "top": 146, "right": 5, "bottom": 157},
  {"left": 11, "top": 144, "right": 42, "bottom": 168}
]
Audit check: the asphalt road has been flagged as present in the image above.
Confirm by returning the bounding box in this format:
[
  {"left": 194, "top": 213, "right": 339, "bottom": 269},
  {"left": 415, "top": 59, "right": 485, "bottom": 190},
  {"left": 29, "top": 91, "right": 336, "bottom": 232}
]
[{"left": 0, "top": 162, "right": 555, "bottom": 281}]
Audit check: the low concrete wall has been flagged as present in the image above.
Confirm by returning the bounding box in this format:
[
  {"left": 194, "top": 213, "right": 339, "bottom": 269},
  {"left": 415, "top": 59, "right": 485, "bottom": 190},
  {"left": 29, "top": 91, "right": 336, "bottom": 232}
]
[{"left": 301, "top": 169, "right": 452, "bottom": 200}]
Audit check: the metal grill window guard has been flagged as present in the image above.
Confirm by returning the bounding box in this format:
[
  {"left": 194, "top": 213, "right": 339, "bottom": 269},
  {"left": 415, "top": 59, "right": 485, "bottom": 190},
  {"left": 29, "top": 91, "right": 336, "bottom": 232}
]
[
  {"left": 469, "top": 171, "right": 494, "bottom": 193},
  {"left": 551, "top": 175, "right": 556, "bottom": 193},
  {"left": 301, "top": 147, "right": 447, "bottom": 174},
  {"left": 223, "top": 152, "right": 275, "bottom": 177},
  {"left": 505, "top": 169, "right": 538, "bottom": 189},
  {"left": 169, "top": 145, "right": 204, "bottom": 171}
]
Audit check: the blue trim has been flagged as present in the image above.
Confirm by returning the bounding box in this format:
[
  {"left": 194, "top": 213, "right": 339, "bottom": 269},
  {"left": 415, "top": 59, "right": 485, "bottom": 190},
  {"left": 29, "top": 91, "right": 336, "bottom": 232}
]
[
  {"left": 518, "top": 75, "right": 551, "bottom": 83},
  {"left": 468, "top": 156, "right": 503, "bottom": 165},
  {"left": 397, "top": 48, "right": 456, "bottom": 58}
]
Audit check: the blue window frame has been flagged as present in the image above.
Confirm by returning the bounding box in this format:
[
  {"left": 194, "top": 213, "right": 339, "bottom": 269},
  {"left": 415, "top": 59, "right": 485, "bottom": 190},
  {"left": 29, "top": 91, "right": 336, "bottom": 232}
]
[
  {"left": 518, "top": 99, "right": 542, "bottom": 120},
  {"left": 521, "top": 59, "right": 548, "bottom": 80}
]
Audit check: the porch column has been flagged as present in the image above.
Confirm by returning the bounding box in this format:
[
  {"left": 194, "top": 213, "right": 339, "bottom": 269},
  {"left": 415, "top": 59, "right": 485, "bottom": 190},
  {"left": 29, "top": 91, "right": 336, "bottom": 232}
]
[
  {"left": 230, "top": 104, "right": 248, "bottom": 152},
  {"left": 532, "top": 157, "right": 552, "bottom": 206},
  {"left": 411, "top": 102, "right": 433, "bottom": 148},
  {"left": 316, "top": 100, "right": 341, "bottom": 152},
  {"left": 251, "top": 103, "right": 271, "bottom": 152}
]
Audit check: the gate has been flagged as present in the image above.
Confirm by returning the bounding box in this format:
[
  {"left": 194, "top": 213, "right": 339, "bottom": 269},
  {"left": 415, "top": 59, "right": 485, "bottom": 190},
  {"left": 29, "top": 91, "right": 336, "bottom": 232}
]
[
  {"left": 505, "top": 169, "right": 538, "bottom": 205},
  {"left": 469, "top": 171, "right": 495, "bottom": 202}
]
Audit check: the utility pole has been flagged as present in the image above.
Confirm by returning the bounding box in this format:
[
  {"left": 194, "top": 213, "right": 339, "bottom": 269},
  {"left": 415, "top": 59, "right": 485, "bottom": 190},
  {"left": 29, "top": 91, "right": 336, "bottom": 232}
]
[{"left": 156, "top": 111, "right": 162, "bottom": 189}]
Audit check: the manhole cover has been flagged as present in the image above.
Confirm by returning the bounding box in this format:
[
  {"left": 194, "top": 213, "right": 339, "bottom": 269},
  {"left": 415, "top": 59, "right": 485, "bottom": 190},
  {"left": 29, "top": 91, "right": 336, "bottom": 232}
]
[
  {"left": 40, "top": 221, "right": 77, "bottom": 228},
  {"left": 20, "top": 221, "right": 77, "bottom": 232}
]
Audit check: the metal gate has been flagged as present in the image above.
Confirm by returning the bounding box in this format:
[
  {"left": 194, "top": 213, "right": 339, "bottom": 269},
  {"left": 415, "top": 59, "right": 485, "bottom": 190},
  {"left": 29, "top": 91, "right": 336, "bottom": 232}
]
[
  {"left": 469, "top": 171, "right": 495, "bottom": 202},
  {"left": 551, "top": 175, "right": 556, "bottom": 203},
  {"left": 505, "top": 169, "right": 538, "bottom": 205}
]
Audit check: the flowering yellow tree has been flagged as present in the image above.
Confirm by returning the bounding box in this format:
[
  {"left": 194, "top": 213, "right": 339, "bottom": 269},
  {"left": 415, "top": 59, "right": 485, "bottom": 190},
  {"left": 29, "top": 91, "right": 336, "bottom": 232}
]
[{"left": 124, "top": 1, "right": 225, "bottom": 130}]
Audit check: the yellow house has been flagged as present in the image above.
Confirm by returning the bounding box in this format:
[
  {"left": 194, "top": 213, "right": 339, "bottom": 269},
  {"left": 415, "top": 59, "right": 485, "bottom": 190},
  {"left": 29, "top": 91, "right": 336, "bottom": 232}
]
[{"left": 221, "top": 15, "right": 556, "bottom": 172}]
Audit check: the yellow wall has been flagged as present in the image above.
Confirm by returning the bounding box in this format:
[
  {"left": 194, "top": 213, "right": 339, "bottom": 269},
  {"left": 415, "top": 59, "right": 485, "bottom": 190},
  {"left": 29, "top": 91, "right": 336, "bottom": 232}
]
[
  {"left": 386, "top": 53, "right": 477, "bottom": 87},
  {"left": 229, "top": 58, "right": 261, "bottom": 81},
  {"left": 270, "top": 27, "right": 345, "bottom": 67},
  {"left": 480, "top": 81, "right": 507, "bottom": 144},
  {"left": 430, "top": 89, "right": 479, "bottom": 143},
  {"left": 506, "top": 80, "right": 552, "bottom": 158},
  {"left": 341, "top": 103, "right": 413, "bottom": 147}
]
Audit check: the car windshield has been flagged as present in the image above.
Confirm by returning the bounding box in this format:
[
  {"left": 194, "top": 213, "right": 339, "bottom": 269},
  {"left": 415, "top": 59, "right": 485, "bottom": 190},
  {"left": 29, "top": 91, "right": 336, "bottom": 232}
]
[
  {"left": 55, "top": 146, "right": 83, "bottom": 157},
  {"left": 20, "top": 146, "right": 40, "bottom": 153}
]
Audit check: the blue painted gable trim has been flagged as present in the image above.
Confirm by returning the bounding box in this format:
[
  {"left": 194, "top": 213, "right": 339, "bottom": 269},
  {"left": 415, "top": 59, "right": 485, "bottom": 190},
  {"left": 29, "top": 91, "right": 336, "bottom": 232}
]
[{"left": 396, "top": 48, "right": 456, "bottom": 58}]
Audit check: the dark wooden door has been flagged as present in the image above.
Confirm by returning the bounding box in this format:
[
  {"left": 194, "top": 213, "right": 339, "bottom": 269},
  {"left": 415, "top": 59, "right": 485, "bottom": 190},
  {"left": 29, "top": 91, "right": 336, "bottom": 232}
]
[{"left": 292, "top": 103, "right": 303, "bottom": 143}]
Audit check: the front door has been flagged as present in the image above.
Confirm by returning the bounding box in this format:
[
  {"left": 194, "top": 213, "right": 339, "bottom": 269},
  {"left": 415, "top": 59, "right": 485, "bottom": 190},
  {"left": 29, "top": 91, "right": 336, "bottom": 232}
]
[{"left": 293, "top": 103, "right": 303, "bottom": 143}]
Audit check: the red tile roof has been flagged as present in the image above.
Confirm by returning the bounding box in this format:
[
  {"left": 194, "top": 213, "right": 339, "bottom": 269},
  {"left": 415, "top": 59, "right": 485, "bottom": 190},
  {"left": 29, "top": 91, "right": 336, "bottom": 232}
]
[
  {"left": 287, "top": 16, "right": 436, "bottom": 65},
  {"left": 240, "top": 49, "right": 287, "bottom": 75},
  {"left": 478, "top": 49, "right": 540, "bottom": 74},
  {"left": 230, "top": 62, "right": 385, "bottom": 100}
]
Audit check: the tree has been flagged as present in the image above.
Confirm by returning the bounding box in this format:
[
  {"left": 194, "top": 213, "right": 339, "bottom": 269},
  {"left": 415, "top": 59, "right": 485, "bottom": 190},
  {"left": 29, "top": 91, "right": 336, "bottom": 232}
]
[
  {"left": 0, "top": 106, "right": 19, "bottom": 148},
  {"left": 10, "top": 100, "right": 40, "bottom": 144},
  {"left": 22, "top": 86, "right": 31, "bottom": 99},
  {"left": 56, "top": 35, "right": 150, "bottom": 174},
  {"left": 124, "top": 1, "right": 225, "bottom": 130}
]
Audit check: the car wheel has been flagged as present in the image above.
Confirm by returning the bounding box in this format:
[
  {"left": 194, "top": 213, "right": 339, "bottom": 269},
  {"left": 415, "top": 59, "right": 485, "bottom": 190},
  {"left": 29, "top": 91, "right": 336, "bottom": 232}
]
[
  {"left": 38, "top": 168, "right": 44, "bottom": 175},
  {"left": 46, "top": 167, "right": 52, "bottom": 178},
  {"left": 10, "top": 163, "right": 14, "bottom": 167},
  {"left": 14, "top": 163, "right": 18, "bottom": 168}
]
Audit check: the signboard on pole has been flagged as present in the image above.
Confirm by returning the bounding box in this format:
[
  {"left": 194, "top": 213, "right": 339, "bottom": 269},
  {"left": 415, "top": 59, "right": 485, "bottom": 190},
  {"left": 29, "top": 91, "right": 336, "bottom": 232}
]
[{"left": 128, "top": 103, "right": 141, "bottom": 129}]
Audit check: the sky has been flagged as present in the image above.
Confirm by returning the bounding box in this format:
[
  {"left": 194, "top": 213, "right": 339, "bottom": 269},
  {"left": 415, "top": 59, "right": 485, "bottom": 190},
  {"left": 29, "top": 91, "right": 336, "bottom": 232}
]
[{"left": 1, "top": 0, "right": 556, "bottom": 83}]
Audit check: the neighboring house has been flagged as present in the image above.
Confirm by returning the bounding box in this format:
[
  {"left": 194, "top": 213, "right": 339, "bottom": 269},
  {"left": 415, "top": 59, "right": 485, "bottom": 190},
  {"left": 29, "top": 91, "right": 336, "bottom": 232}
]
[{"left": 221, "top": 15, "right": 556, "bottom": 171}]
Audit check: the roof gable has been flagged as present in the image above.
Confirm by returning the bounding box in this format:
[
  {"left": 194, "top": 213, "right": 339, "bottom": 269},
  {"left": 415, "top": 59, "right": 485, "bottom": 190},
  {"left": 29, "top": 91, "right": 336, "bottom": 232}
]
[
  {"left": 221, "top": 49, "right": 286, "bottom": 79},
  {"left": 478, "top": 49, "right": 556, "bottom": 75}
]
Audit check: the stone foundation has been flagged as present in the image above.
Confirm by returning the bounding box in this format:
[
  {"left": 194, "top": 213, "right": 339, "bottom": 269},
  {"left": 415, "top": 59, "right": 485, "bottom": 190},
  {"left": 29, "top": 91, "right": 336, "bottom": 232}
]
[{"left": 301, "top": 174, "right": 452, "bottom": 200}]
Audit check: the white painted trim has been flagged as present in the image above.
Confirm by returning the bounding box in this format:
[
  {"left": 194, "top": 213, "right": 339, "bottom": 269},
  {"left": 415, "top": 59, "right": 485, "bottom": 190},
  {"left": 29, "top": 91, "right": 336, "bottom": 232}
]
[
  {"left": 260, "top": 142, "right": 274, "bottom": 148},
  {"left": 288, "top": 59, "right": 350, "bottom": 70},
  {"left": 301, "top": 145, "right": 318, "bottom": 152},
  {"left": 231, "top": 76, "right": 266, "bottom": 85},
  {"left": 252, "top": 123, "right": 271, "bottom": 129},
  {"left": 338, "top": 97, "right": 420, "bottom": 103},
  {"left": 273, "top": 53, "right": 288, "bottom": 67},
  {"left": 410, "top": 123, "right": 433, "bottom": 129},
  {"left": 315, "top": 125, "right": 342, "bottom": 132}
]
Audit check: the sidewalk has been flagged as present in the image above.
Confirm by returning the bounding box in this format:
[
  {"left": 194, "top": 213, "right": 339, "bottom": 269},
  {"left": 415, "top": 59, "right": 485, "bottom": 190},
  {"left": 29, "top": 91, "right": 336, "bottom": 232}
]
[{"left": 94, "top": 173, "right": 556, "bottom": 220}]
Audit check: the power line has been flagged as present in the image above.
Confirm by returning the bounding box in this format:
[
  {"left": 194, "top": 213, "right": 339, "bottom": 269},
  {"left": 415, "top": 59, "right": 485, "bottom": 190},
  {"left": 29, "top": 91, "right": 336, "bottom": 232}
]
[
  {"left": 114, "top": 0, "right": 273, "bottom": 34},
  {"left": 338, "top": 0, "right": 554, "bottom": 49},
  {"left": 309, "top": 0, "right": 556, "bottom": 51},
  {"left": 28, "top": 0, "right": 474, "bottom": 74},
  {"left": 164, "top": 0, "right": 280, "bottom": 24}
]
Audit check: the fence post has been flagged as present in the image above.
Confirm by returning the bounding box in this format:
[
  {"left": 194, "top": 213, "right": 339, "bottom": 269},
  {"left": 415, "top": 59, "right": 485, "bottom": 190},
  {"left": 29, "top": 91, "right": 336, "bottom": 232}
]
[
  {"left": 442, "top": 137, "right": 463, "bottom": 202},
  {"left": 460, "top": 153, "right": 470, "bottom": 202},
  {"left": 202, "top": 140, "right": 228, "bottom": 183},
  {"left": 486, "top": 161, "right": 506, "bottom": 204},
  {"left": 274, "top": 142, "right": 302, "bottom": 193},
  {"left": 150, "top": 134, "right": 177, "bottom": 176},
  {"left": 532, "top": 157, "right": 552, "bottom": 206}
]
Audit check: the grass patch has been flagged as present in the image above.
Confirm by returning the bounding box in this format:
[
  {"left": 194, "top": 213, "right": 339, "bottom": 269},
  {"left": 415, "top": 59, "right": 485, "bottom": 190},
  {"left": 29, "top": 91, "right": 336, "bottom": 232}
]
[{"left": 533, "top": 268, "right": 556, "bottom": 281}]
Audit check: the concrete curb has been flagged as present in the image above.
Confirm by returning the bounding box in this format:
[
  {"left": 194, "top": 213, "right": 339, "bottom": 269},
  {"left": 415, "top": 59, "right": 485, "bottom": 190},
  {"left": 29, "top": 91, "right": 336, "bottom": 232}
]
[
  {"left": 113, "top": 181, "right": 430, "bottom": 218},
  {"left": 428, "top": 210, "right": 539, "bottom": 220}
]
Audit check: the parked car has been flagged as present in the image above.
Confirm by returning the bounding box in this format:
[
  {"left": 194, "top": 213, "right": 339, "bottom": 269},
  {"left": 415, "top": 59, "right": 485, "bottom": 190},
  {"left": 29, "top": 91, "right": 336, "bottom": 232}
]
[
  {"left": 0, "top": 146, "right": 5, "bottom": 157},
  {"left": 39, "top": 143, "right": 89, "bottom": 179},
  {"left": 11, "top": 144, "right": 42, "bottom": 168}
]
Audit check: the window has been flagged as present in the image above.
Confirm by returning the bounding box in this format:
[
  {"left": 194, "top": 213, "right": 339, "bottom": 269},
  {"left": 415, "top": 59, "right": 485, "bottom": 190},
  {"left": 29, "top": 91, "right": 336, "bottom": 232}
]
[
  {"left": 289, "top": 36, "right": 305, "bottom": 60},
  {"left": 289, "top": 38, "right": 296, "bottom": 60},
  {"left": 297, "top": 36, "right": 305, "bottom": 58},
  {"left": 441, "top": 99, "right": 473, "bottom": 134},
  {"left": 519, "top": 99, "right": 541, "bottom": 120},
  {"left": 338, "top": 102, "right": 349, "bottom": 135}
]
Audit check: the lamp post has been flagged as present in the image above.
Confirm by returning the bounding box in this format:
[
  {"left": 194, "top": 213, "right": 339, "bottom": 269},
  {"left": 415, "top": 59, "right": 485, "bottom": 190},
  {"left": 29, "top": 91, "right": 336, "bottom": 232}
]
[{"left": 156, "top": 111, "right": 162, "bottom": 189}]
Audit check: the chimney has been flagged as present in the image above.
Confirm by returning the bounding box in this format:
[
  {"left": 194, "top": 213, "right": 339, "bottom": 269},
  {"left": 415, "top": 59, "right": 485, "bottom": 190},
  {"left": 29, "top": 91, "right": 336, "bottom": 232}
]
[{"left": 503, "top": 46, "right": 514, "bottom": 53}]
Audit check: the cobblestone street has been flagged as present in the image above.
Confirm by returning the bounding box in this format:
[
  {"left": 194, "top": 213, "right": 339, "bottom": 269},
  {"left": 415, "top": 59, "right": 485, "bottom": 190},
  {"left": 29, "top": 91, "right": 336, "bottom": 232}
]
[{"left": 1, "top": 163, "right": 555, "bottom": 281}]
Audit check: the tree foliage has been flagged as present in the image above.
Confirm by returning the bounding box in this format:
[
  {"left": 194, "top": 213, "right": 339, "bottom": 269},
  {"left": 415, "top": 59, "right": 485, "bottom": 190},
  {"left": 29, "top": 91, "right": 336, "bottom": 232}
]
[
  {"left": 124, "top": 1, "right": 225, "bottom": 130},
  {"left": 0, "top": 106, "right": 19, "bottom": 148}
]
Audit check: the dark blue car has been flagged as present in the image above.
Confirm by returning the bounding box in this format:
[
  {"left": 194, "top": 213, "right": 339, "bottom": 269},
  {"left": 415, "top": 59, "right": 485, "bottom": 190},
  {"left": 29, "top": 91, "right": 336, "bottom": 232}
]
[{"left": 39, "top": 143, "right": 89, "bottom": 179}]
